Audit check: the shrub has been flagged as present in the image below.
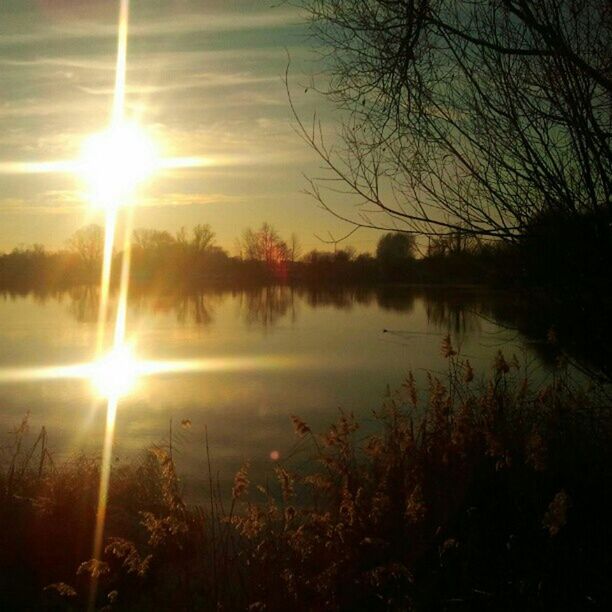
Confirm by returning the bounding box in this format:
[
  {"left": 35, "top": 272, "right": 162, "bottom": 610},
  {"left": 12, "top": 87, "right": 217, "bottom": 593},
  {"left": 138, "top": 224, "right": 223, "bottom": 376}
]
[{"left": 1, "top": 344, "right": 610, "bottom": 610}]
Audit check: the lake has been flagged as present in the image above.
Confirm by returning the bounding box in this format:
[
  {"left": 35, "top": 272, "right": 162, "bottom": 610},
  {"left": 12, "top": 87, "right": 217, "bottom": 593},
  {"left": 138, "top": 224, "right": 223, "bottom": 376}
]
[{"left": 0, "top": 285, "right": 573, "bottom": 500}]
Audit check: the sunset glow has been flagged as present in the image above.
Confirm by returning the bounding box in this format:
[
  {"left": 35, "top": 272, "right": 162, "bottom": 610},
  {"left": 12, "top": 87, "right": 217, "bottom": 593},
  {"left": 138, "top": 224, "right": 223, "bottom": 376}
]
[
  {"left": 89, "top": 0, "right": 135, "bottom": 595},
  {"left": 79, "top": 122, "right": 158, "bottom": 209},
  {"left": 1, "top": 0, "right": 606, "bottom": 607},
  {"left": 90, "top": 344, "right": 139, "bottom": 400}
]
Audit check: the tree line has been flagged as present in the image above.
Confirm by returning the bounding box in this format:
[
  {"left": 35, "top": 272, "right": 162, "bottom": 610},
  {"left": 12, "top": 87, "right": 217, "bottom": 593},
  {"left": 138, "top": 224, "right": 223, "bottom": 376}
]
[{"left": 0, "top": 221, "right": 534, "bottom": 288}]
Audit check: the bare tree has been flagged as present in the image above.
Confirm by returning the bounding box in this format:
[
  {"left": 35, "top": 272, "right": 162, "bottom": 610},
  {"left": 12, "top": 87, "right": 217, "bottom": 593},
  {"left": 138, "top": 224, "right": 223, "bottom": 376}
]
[
  {"left": 67, "top": 224, "right": 104, "bottom": 268},
  {"left": 133, "top": 228, "right": 175, "bottom": 251},
  {"left": 239, "top": 223, "right": 290, "bottom": 265},
  {"left": 292, "top": 1, "right": 611, "bottom": 241},
  {"left": 289, "top": 232, "right": 302, "bottom": 262},
  {"left": 191, "top": 224, "right": 216, "bottom": 254},
  {"left": 175, "top": 227, "right": 189, "bottom": 247}
]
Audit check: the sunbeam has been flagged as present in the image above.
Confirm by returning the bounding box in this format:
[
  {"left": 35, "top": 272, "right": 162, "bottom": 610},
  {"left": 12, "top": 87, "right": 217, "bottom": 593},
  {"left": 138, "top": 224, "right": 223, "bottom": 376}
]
[
  {"left": 0, "top": 2, "right": 237, "bottom": 604},
  {"left": 0, "top": 160, "right": 80, "bottom": 175},
  {"left": 89, "top": 0, "right": 132, "bottom": 603},
  {"left": 96, "top": 208, "right": 117, "bottom": 355}
]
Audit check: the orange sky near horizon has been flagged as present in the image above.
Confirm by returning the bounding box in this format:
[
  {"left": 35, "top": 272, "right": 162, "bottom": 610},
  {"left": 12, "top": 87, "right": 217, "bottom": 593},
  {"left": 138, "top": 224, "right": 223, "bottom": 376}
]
[{"left": 0, "top": 0, "right": 383, "bottom": 255}]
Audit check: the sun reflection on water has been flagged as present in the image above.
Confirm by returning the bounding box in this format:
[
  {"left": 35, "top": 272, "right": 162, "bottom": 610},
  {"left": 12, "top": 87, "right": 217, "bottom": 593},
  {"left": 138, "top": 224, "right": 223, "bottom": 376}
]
[
  {"left": 90, "top": 344, "right": 139, "bottom": 400},
  {"left": 0, "top": 0, "right": 229, "bottom": 604}
]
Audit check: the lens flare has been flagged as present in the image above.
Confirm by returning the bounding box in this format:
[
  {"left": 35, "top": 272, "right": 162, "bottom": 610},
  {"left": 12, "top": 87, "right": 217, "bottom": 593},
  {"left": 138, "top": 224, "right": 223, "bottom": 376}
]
[
  {"left": 91, "top": 344, "right": 138, "bottom": 400},
  {"left": 79, "top": 122, "right": 158, "bottom": 208}
]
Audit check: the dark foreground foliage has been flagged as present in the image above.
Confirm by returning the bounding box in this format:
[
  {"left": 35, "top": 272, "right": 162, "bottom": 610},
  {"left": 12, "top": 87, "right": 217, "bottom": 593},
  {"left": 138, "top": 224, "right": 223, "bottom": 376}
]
[{"left": 1, "top": 346, "right": 610, "bottom": 610}]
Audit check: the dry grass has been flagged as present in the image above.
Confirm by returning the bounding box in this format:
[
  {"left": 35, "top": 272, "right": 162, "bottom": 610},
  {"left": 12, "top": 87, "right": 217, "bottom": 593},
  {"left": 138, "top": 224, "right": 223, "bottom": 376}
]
[{"left": 1, "top": 340, "right": 610, "bottom": 610}]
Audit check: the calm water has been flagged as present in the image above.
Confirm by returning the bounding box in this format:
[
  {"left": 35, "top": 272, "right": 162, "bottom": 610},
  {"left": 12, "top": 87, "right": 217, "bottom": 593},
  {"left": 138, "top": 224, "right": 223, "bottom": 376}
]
[{"left": 0, "top": 285, "right": 558, "bottom": 500}]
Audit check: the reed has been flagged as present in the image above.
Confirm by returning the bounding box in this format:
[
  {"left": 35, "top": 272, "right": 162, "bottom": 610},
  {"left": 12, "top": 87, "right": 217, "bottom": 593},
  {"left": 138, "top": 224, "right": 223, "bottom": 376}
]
[{"left": 1, "top": 342, "right": 610, "bottom": 610}]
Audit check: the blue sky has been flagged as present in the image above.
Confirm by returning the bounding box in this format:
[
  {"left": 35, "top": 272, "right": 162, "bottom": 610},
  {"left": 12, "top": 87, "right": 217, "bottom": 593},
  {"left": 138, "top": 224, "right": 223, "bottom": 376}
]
[{"left": 0, "top": 0, "right": 381, "bottom": 253}]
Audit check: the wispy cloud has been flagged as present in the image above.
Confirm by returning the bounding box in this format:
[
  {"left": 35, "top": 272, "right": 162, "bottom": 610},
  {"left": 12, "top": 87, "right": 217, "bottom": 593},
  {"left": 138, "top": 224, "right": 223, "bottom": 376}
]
[
  {"left": 139, "top": 192, "right": 245, "bottom": 208},
  {"left": 0, "top": 57, "right": 115, "bottom": 71},
  {"left": 111, "top": 9, "right": 303, "bottom": 36},
  {"left": 0, "top": 191, "right": 246, "bottom": 215},
  {"left": 76, "top": 72, "right": 280, "bottom": 96},
  {"left": 0, "top": 2, "right": 332, "bottom": 250},
  {"left": 0, "top": 9, "right": 304, "bottom": 46},
  {"left": 0, "top": 190, "right": 84, "bottom": 214},
  {"left": 0, "top": 47, "right": 299, "bottom": 71}
]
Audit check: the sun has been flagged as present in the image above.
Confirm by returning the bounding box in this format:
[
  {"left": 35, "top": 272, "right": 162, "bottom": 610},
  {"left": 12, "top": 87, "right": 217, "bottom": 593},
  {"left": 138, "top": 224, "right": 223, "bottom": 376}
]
[
  {"left": 79, "top": 121, "right": 158, "bottom": 208},
  {"left": 91, "top": 344, "right": 139, "bottom": 400}
]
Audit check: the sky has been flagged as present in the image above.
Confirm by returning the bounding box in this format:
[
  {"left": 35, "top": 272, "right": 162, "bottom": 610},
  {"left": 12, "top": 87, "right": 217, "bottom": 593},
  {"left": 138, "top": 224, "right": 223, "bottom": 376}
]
[{"left": 0, "top": 0, "right": 381, "bottom": 254}]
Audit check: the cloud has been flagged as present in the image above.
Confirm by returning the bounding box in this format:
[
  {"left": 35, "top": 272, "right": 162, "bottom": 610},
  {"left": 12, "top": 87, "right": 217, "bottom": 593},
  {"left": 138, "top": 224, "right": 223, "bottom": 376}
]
[
  {"left": 0, "top": 8, "right": 304, "bottom": 46},
  {"left": 0, "top": 190, "right": 246, "bottom": 215},
  {"left": 122, "top": 8, "right": 304, "bottom": 36},
  {"left": 0, "top": 190, "right": 85, "bottom": 214},
  {"left": 0, "top": 57, "right": 115, "bottom": 71},
  {"left": 139, "top": 192, "right": 244, "bottom": 208},
  {"left": 0, "top": 97, "right": 104, "bottom": 120},
  {"left": 0, "top": 46, "right": 300, "bottom": 72},
  {"left": 0, "top": 2, "right": 327, "bottom": 249},
  {"left": 75, "top": 72, "right": 280, "bottom": 96}
]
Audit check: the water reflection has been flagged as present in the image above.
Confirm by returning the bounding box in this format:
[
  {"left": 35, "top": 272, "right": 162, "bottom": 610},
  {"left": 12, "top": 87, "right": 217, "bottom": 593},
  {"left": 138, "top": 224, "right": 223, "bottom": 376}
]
[
  {"left": 3, "top": 284, "right": 467, "bottom": 332},
  {"left": 67, "top": 285, "right": 99, "bottom": 323},
  {"left": 239, "top": 286, "right": 297, "bottom": 329},
  {"left": 173, "top": 293, "right": 217, "bottom": 326},
  {"left": 0, "top": 283, "right": 609, "bottom": 508},
  {"left": 425, "top": 292, "right": 481, "bottom": 337},
  {"left": 55, "top": 285, "right": 428, "bottom": 331},
  {"left": 1, "top": 283, "right": 609, "bottom": 382}
]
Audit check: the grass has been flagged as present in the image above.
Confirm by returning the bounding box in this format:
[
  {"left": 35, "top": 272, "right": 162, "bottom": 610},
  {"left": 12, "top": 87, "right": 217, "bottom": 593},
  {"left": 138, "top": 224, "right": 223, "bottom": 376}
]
[{"left": 1, "top": 339, "right": 610, "bottom": 610}]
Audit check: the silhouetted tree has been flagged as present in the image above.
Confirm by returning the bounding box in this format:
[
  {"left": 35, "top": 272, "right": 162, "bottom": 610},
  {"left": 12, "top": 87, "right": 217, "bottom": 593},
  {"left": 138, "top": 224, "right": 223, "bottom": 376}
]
[
  {"left": 133, "top": 228, "right": 175, "bottom": 251},
  {"left": 519, "top": 209, "right": 612, "bottom": 287},
  {"left": 239, "top": 223, "right": 289, "bottom": 266},
  {"left": 427, "top": 233, "right": 480, "bottom": 258},
  {"left": 131, "top": 224, "right": 228, "bottom": 284},
  {"left": 173, "top": 224, "right": 216, "bottom": 254},
  {"left": 289, "top": 233, "right": 302, "bottom": 263},
  {"left": 377, "top": 233, "right": 415, "bottom": 261},
  {"left": 192, "top": 224, "right": 215, "bottom": 254},
  {"left": 376, "top": 232, "right": 416, "bottom": 279},
  {"left": 67, "top": 224, "right": 104, "bottom": 270},
  {"left": 294, "top": 1, "right": 611, "bottom": 243}
]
